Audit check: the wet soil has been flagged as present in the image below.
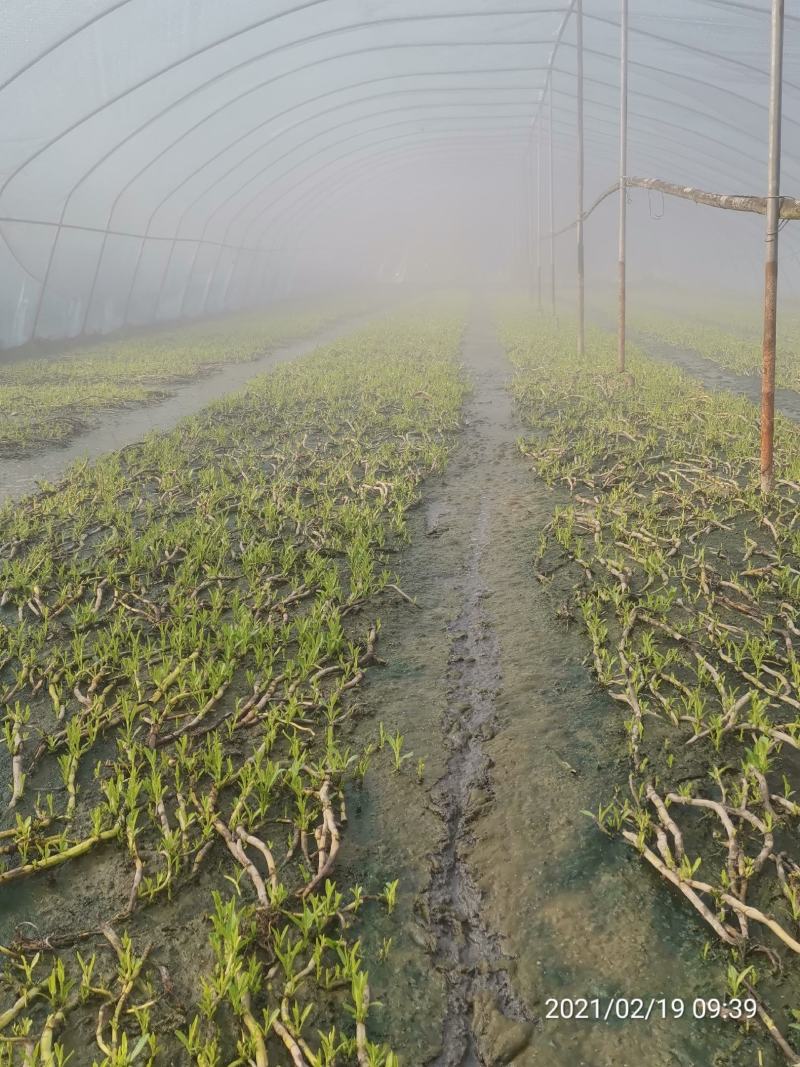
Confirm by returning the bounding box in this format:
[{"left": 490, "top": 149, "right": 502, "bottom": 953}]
[
  {"left": 0, "top": 311, "right": 380, "bottom": 505},
  {"left": 0, "top": 311, "right": 781, "bottom": 1065},
  {"left": 348, "top": 313, "right": 775, "bottom": 1066}
]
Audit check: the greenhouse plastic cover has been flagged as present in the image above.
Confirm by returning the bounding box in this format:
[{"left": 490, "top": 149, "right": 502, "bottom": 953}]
[{"left": 0, "top": 0, "right": 798, "bottom": 347}]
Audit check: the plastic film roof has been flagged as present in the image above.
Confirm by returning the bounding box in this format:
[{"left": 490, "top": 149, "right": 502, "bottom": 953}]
[{"left": 0, "top": 1, "right": 798, "bottom": 346}]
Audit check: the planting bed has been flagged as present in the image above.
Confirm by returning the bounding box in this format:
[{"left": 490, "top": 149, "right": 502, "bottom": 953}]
[
  {"left": 499, "top": 306, "right": 800, "bottom": 1064},
  {"left": 629, "top": 308, "right": 800, "bottom": 393},
  {"left": 0, "top": 310, "right": 465, "bottom": 1065},
  {"left": 0, "top": 304, "right": 361, "bottom": 458}
]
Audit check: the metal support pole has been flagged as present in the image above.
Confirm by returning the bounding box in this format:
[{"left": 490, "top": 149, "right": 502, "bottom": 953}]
[
  {"left": 536, "top": 122, "right": 543, "bottom": 311},
  {"left": 30, "top": 228, "right": 61, "bottom": 341},
  {"left": 526, "top": 142, "right": 535, "bottom": 300},
  {"left": 576, "top": 0, "right": 585, "bottom": 358},
  {"left": 760, "top": 0, "right": 784, "bottom": 495},
  {"left": 548, "top": 81, "right": 556, "bottom": 316},
  {"left": 618, "top": 0, "right": 629, "bottom": 373},
  {"left": 122, "top": 237, "right": 148, "bottom": 325}
]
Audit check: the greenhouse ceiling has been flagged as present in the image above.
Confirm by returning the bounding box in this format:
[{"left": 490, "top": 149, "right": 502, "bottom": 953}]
[{"left": 0, "top": 0, "right": 798, "bottom": 346}]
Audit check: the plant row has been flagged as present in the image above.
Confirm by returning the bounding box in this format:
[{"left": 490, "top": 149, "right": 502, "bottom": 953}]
[
  {"left": 0, "top": 309, "right": 466, "bottom": 1065},
  {"left": 629, "top": 307, "right": 800, "bottom": 391},
  {"left": 498, "top": 308, "right": 800, "bottom": 1063},
  {"left": 0, "top": 302, "right": 363, "bottom": 457}
]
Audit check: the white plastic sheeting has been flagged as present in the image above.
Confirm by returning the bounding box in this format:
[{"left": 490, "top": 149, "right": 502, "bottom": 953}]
[{"left": 0, "top": 1, "right": 797, "bottom": 346}]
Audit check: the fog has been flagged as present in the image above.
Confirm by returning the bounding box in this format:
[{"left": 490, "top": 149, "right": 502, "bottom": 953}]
[
  {"left": 7, "top": 8, "right": 800, "bottom": 1065},
  {"left": 1, "top": 0, "right": 799, "bottom": 346}
]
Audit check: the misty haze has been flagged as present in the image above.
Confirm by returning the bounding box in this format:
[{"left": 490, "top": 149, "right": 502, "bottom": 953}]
[{"left": 1, "top": 2, "right": 800, "bottom": 1065}]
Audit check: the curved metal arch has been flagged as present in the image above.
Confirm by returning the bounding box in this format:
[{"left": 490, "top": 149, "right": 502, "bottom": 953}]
[
  {"left": 130, "top": 30, "right": 789, "bottom": 292},
  {"left": 574, "top": 43, "right": 797, "bottom": 129},
  {"left": 547, "top": 104, "right": 766, "bottom": 193},
  {"left": 17, "top": 1, "right": 786, "bottom": 246},
  {"left": 33, "top": 35, "right": 555, "bottom": 336},
  {"left": 549, "top": 86, "right": 783, "bottom": 182},
  {"left": 209, "top": 118, "right": 532, "bottom": 307},
  {"left": 169, "top": 84, "right": 545, "bottom": 317},
  {"left": 215, "top": 110, "right": 532, "bottom": 253},
  {"left": 196, "top": 56, "right": 797, "bottom": 317},
  {"left": 543, "top": 134, "right": 800, "bottom": 275},
  {"left": 571, "top": 68, "right": 800, "bottom": 162},
  {"left": 198, "top": 123, "right": 531, "bottom": 312},
  {"left": 130, "top": 54, "right": 544, "bottom": 236},
  {"left": 257, "top": 137, "right": 532, "bottom": 255},
  {"left": 10, "top": 20, "right": 772, "bottom": 305},
  {"left": 183, "top": 95, "right": 536, "bottom": 250},
  {"left": 24, "top": 15, "right": 794, "bottom": 320},
  {"left": 228, "top": 132, "right": 530, "bottom": 307},
  {"left": 0, "top": 215, "right": 266, "bottom": 249},
  {"left": 9, "top": 1, "right": 788, "bottom": 231},
  {"left": 236, "top": 138, "right": 530, "bottom": 305},
  {"left": 4, "top": 0, "right": 330, "bottom": 307},
  {"left": 171, "top": 73, "right": 544, "bottom": 229},
  {"left": 531, "top": 0, "right": 575, "bottom": 131},
  {"left": 0, "top": 7, "right": 567, "bottom": 200},
  {"left": 8, "top": 2, "right": 795, "bottom": 341},
  {"left": 545, "top": 109, "right": 800, "bottom": 252},
  {"left": 267, "top": 96, "right": 774, "bottom": 262},
  {"left": 545, "top": 25, "right": 800, "bottom": 272},
  {"left": 545, "top": 116, "right": 747, "bottom": 190},
  {"left": 0, "top": 0, "right": 136, "bottom": 94},
  {"left": 117, "top": 86, "right": 546, "bottom": 322},
  {"left": 231, "top": 82, "right": 787, "bottom": 274},
  {"left": 119, "top": 75, "right": 548, "bottom": 322},
  {"left": 529, "top": 0, "right": 800, "bottom": 134},
  {"left": 78, "top": 60, "right": 549, "bottom": 332},
  {"left": 691, "top": 0, "right": 800, "bottom": 22},
  {"left": 274, "top": 120, "right": 795, "bottom": 299},
  {"left": 0, "top": 0, "right": 332, "bottom": 198},
  {"left": 72, "top": 40, "right": 550, "bottom": 239},
  {"left": 144, "top": 42, "right": 782, "bottom": 252},
  {"left": 105, "top": 44, "right": 549, "bottom": 325},
  {"left": 587, "top": 10, "right": 800, "bottom": 91},
  {"left": 81, "top": 70, "right": 542, "bottom": 330}
]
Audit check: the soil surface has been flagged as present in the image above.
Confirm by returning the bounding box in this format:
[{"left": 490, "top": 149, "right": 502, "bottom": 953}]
[{"left": 350, "top": 312, "right": 774, "bottom": 1066}]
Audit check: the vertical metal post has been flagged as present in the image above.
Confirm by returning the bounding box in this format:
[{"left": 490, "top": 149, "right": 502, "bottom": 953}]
[
  {"left": 548, "top": 81, "right": 556, "bottom": 316},
  {"left": 536, "top": 122, "right": 543, "bottom": 311},
  {"left": 576, "top": 0, "right": 585, "bottom": 358},
  {"left": 30, "top": 228, "right": 61, "bottom": 341},
  {"left": 760, "top": 0, "right": 784, "bottom": 495},
  {"left": 122, "top": 236, "right": 148, "bottom": 326},
  {"left": 82, "top": 234, "right": 110, "bottom": 335},
  {"left": 526, "top": 140, "right": 535, "bottom": 300},
  {"left": 618, "top": 0, "right": 629, "bottom": 372}
]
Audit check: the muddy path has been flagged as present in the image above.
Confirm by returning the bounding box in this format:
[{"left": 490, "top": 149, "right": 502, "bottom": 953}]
[
  {"left": 0, "top": 309, "right": 382, "bottom": 505},
  {"left": 348, "top": 313, "right": 770, "bottom": 1066},
  {"left": 635, "top": 332, "right": 800, "bottom": 423}
]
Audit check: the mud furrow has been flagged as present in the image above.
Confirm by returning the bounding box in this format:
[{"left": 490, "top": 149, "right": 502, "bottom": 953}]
[{"left": 427, "top": 319, "right": 533, "bottom": 1067}]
